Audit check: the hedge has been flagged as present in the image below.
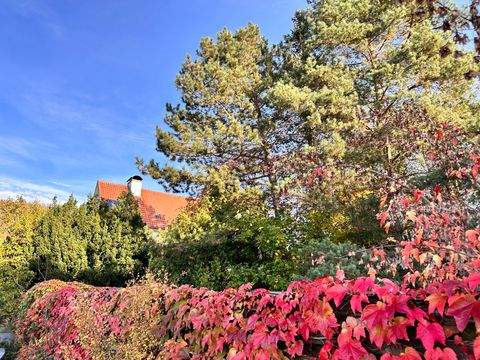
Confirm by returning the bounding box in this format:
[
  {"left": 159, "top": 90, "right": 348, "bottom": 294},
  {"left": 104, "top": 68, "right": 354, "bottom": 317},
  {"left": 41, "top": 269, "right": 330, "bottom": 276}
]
[{"left": 15, "top": 275, "right": 480, "bottom": 359}]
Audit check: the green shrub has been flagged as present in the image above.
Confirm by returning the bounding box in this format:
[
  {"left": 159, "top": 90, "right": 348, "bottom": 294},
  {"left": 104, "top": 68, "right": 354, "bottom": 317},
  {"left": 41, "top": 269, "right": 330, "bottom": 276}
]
[
  {"left": 149, "top": 190, "right": 302, "bottom": 290},
  {"left": 149, "top": 188, "right": 378, "bottom": 290},
  {"left": 32, "top": 193, "right": 150, "bottom": 286},
  {"left": 1, "top": 193, "right": 152, "bottom": 324},
  {"left": 297, "top": 238, "right": 370, "bottom": 279}
]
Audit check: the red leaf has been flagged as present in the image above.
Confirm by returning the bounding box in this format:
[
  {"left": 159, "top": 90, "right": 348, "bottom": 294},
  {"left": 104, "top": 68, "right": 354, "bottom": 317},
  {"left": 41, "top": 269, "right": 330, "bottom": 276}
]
[
  {"left": 377, "top": 211, "right": 389, "bottom": 227},
  {"left": 352, "top": 277, "right": 374, "bottom": 293},
  {"left": 334, "top": 329, "right": 368, "bottom": 360},
  {"left": 250, "top": 323, "right": 270, "bottom": 349},
  {"left": 287, "top": 340, "right": 303, "bottom": 357},
  {"left": 254, "top": 349, "right": 270, "bottom": 360},
  {"left": 369, "top": 324, "right": 386, "bottom": 348},
  {"left": 326, "top": 284, "right": 348, "bottom": 307},
  {"left": 426, "top": 293, "right": 448, "bottom": 315},
  {"left": 388, "top": 316, "right": 412, "bottom": 343},
  {"left": 413, "top": 189, "right": 424, "bottom": 202},
  {"left": 467, "top": 273, "right": 480, "bottom": 291},
  {"left": 304, "top": 299, "right": 338, "bottom": 337},
  {"left": 424, "top": 347, "right": 457, "bottom": 360},
  {"left": 361, "top": 302, "right": 389, "bottom": 329},
  {"left": 466, "top": 229, "right": 479, "bottom": 244},
  {"left": 318, "top": 341, "right": 333, "bottom": 360},
  {"left": 416, "top": 322, "right": 445, "bottom": 350},
  {"left": 350, "top": 294, "right": 368, "bottom": 313},
  {"left": 472, "top": 164, "right": 479, "bottom": 180},
  {"left": 400, "top": 197, "right": 410, "bottom": 208},
  {"left": 298, "top": 322, "right": 310, "bottom": 341},
  {"left": 446, "top": 294, "right": 480, "bottom": 331},
  {"left": 345, "top": 317, "right": 365, "bottom": 340}
]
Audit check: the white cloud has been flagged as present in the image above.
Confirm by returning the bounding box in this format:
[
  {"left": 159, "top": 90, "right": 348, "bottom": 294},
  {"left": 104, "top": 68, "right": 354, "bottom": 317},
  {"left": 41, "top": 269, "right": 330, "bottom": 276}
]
[
  {"left": 0, "top": 155, "right": 19, "bottom": 167},
  {"left": 49, "top": 180, "right": 72, "bottom": 188},
  {"left": 0, "top": 136, "right": 54, "bottom": 160},
  {"left": 0, "top": 137, "right": 32, "bottom": 158},
  {"left": 0, "top": 177, "right": 71, "bottom": 203},
  {"left": 10, "top": 84, "right": 150, "bottom": 149}
]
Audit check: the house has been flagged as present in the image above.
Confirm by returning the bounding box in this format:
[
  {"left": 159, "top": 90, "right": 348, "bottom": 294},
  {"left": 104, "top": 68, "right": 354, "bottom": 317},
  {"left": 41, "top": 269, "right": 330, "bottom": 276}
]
[{"left": 94, "top": 176, "right": 189, "bottom": 229}]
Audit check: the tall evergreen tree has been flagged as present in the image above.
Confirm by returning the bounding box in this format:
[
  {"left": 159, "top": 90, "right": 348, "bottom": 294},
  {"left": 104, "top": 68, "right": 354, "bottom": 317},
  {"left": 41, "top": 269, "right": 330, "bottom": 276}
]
[
  {"left": 139, "top": 0, "right": 479, "bottom": 244},
  {"left": 33, "top": 196, "right": 89, "bottom": 281},
  {"left": 278, "top": 0, "right": 480, "bottom": 241},
  {"left": 139, "top": 1, "right": 478, "bottom": 210},
  {"left": 138, "top": 24, "right": 296, "bottom": 214},
  {"left": 281, "top": 0, "right": 479, "bottom": 174}
]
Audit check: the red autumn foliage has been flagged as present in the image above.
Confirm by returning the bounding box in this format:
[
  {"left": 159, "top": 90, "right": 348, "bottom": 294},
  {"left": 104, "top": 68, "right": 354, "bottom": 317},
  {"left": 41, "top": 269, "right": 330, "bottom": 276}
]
[
  {"left": 375, "top": 179, "right": 480, "bottom": 286},
  {"left": 15, "top": 274, "right": 480, "bottom": 359},
  {"left": 371, "top": 125, "right": 480, "bottom": 286},
  {"left": 13, "top": 122, "right": 479, "bottom": 359}
]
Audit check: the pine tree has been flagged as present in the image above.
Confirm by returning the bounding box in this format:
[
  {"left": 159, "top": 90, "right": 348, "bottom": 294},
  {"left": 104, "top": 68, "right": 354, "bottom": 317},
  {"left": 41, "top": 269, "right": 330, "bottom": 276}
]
[
  {"left": 137, "top": 24, "right": 300, "bottom": 215},
  {"left": 279, "top": 0, "right": 480, "bottom": 241},
  {"left": 139, "top": 1, "right": 479, "bottom": 217}
]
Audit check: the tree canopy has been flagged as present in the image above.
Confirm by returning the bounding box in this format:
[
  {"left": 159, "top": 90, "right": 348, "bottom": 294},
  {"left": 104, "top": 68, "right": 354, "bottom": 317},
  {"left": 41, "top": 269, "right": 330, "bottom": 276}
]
[
  {"left": 139, "top": 0, "right": 479, "bottom": 244},
  {"left": 0, "top": 198, "right": 46, "bottom": 322}
]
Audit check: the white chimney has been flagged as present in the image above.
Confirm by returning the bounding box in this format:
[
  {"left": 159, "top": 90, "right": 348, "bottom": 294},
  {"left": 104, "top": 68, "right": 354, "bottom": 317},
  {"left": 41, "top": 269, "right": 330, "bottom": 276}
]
[{"left": 127, "top": 175, "right": 143, "bottom": 197}]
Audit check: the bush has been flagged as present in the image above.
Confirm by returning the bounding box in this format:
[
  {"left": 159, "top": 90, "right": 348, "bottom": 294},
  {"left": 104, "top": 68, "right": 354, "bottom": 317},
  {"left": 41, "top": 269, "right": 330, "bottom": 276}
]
[
  {"left": 32, "top": 193, "right": 150, "bottom": 286},
  {"left": 149, "top": 190, "right": 303, "bottom": 290},
  {"left": 298, "top": 238, "right": 370, "bottom": 280},
  {"left": 149, "top": 188, "right": 383, "bottom": 290},
  {"left": 15, "top": 274, "right": 480, "bottom": 359},
  {"left": 1, "top": 193, "right": 151, "bottom": 324}
]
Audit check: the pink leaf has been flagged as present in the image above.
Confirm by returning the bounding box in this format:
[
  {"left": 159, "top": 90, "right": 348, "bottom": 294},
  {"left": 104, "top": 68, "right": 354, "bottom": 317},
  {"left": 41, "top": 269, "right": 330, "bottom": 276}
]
[{"left": 416, "top": 322, "right": 445, "bottom": 351}]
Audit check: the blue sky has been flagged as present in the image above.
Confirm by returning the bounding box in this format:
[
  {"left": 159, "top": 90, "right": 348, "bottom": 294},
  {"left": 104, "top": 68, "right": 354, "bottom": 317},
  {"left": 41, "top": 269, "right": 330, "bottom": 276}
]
[{"left": 0, "top": 0, "right": 305, "bottom": 203}]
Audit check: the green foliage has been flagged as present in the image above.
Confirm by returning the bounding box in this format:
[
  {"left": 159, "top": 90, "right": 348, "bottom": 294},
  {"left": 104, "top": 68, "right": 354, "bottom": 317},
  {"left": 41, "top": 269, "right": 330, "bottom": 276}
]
[
  {"left": 302, "top": 196, "right": 385, "bottom": 246},
  {"left": 139, "top": 0, "right": 479, "bottom": 247},
  {"left": 298, "top": 238, "right": 369, "bottom": 280},
  {"left": 281, "top": 0, "right": 480, "bottom": 243},
  {"left": 0, "top": 194, "right": 151, "bottom": 323},
  {"left": 33, "top": 197, "right": 90, "bottom": 281},
  {"left": 149, "top": 190, "right": 301, "bottom": 290},
  {"left": 0, "top": 198, "right": 46, "bottom": 323},
  {"left": 33, "top": 192, "right": 149, "bottom": 286},
  {"left": 1, "top": 339, "right": 18, "bottom": 360},
  {"left": 137, "top": 24, "right": 291, "bottom": 215},
  {"left": 149, "top": 187, "right": 372, "bottom": 290}
]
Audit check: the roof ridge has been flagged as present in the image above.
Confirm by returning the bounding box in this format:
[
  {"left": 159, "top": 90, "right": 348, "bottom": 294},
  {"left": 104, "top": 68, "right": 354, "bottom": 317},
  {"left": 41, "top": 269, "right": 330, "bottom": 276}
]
[
  {"left": 97, "top": 179, "right": 127, "bottom": 186},
  {"left": 141, "top": 187, "right": 190, "bottom": 198}
]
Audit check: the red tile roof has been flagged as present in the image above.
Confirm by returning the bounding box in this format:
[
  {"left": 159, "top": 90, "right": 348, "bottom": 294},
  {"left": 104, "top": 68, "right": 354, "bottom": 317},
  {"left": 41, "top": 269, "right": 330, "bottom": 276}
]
[{"left": 95, "top": 180, "right": 190, "bottom": 229}]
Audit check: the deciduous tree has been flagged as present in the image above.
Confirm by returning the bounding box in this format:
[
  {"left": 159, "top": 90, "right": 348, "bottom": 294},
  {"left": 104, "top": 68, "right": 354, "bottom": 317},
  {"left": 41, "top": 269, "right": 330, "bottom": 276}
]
[{"left": 0, "top": 198, "right": 45, "bottom": 322}]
